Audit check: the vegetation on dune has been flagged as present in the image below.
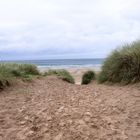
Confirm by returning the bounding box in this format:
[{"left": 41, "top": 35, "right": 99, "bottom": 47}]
[
  {"left": 0, "top": 63, "right": 40, "bottom": 89},
  {"left": 44, "top": 69, "right": 75, "bottom": 84},
  {"left": 0, "top": 73, "right": 12, "bottom": 89},
  {"left": 18, "top": 64, "right": 39, "bottom": 75},
  {"left": 98, "top": 40, "right": 140, "bottom": 84},
  {"left": 1, "top": 40, "right": 140, "bottom": 89},
  {"left": 82, "top": 70, "right": 95, "bottom": 85}
]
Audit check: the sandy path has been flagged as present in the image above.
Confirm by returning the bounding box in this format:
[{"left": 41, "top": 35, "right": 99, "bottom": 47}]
[
  {"left": 39, "top": 67, "right": 100, "bottom": 85},
  {"left": 0, "top": 76, "right": 140, "bottom": 140}
]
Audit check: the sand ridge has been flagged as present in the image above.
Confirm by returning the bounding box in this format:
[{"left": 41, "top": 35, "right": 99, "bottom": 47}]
[{"left": 0, "top": 76, "right": 140, "bottom": 140}]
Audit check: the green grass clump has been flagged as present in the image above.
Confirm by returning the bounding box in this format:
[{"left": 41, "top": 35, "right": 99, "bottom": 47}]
[
  {"left": 98, "top": 40, "right": 140, "bottom": 84},
  {"left": 44, "top": 69, "right": 75, "bottom": 84},
  {"left": 82, "top": 71, "right": 95, "bottom": 85},
  {"left": 19, "top": 64, "right": 39, "bottom": 75},
  {"left": 0, "top": 73, "right": 12, "bottom": 89},
  {"left": 22, "top": 75, "right": 34, "bottom": 82},
  {"left": 0, "top": 63, "right": 40, "bottom": 89}
]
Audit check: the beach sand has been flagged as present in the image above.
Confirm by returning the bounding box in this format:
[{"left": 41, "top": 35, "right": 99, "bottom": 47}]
[{"left": 0, "top": 69, "right": 140, "bottom": 140}]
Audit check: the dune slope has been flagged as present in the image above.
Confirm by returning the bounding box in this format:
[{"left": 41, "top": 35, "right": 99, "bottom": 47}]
[{"left": 0, "top": 76, "right": 140, "bottom": 140}]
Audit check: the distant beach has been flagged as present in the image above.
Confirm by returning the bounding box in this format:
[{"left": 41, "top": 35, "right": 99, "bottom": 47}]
[
  {"left": 1, "top": 58, "right": 104, "bottom": 70},
  {"left": 0, "top": 59, "right": 103, "bottom": 84}
]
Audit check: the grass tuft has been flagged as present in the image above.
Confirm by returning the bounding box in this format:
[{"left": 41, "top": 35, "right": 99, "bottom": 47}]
[
  {"left": 44, "top": 69, "right": 75, "bottom": 84},
  {"left": 82, "top": 71, "right": 95, "bottom": 85},
  {"left": 98, "top": 40, "right": 140, "bottom": 84},
  {"left": 0, "top": 63, "right": 40, "bottom": 89}
]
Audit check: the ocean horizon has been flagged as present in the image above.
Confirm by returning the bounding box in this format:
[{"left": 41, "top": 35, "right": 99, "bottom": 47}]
[{"left": 0, "top": 58, "right": 104, "bottom": 69}]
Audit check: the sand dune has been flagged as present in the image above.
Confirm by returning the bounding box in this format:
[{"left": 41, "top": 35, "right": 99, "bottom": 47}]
[
  {"left": 0, "top": 76, "right": 140, "bottom": 140},
  {"left": 40, "top": 67, "right": 100, "bottom": 85}
]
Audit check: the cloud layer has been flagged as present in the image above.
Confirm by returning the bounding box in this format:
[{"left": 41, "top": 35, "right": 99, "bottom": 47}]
[{"left": 0, "top": 0, "right": 140, "bottom": 60}]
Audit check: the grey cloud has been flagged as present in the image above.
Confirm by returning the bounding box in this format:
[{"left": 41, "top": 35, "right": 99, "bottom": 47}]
[{"left": 0, "top": 0, "right": 140, "bottom": 60}]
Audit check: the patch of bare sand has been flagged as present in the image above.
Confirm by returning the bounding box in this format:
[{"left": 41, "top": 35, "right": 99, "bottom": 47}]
[
  {"left": 0, "top": 76, "right": 140, "bottom": 140},
  {"left": 67, "top": 68, "right": 100, "bottom": 85}
]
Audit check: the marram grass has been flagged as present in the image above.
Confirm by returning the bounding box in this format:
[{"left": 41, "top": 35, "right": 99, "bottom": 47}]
[
  {"left": 44, "top": 69, "right": 75, "bottom": 84},
  {"left": 98, "top": 40, "right": 140, "bottom": 84},
  {"left": 0, "top": 63, "right": 40, "bottom": 89}
]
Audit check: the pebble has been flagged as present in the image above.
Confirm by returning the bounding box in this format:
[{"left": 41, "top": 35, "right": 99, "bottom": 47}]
[
  {"left": 47, "top": 116, "right": 52, "bottom": 121},
  {"left": 84, "top": 116, "right": 91, "bottom": 123},
  {"left": 78, "top": 119, "right": 86, "bottom": 125},
  {"left": 57, "top": 106, "right": 64, "bottom": 113},
  {"left": 20, "top": 121, "right": 26, "bottom": 125},
  {"left": 84, "top": 112, "right": 92, "bottom": 117},
  {"left": 59, "top": 122, "right": 65, "bottom": 127},
  {"left": 27, "top": 130, "right": 34, "bottom": 136},
  {"left": 54, "top": 133, "right": 63, "bottom": 140}
]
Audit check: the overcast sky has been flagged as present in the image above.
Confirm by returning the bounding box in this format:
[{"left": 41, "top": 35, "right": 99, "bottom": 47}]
[{"left": 0, "top": 0, "right": 140, "bottom": 60}]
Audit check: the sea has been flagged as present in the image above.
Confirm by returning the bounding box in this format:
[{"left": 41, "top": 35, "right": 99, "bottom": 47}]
[{"left": 0, "top": 58, "right": 104, "bottom": 69}]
